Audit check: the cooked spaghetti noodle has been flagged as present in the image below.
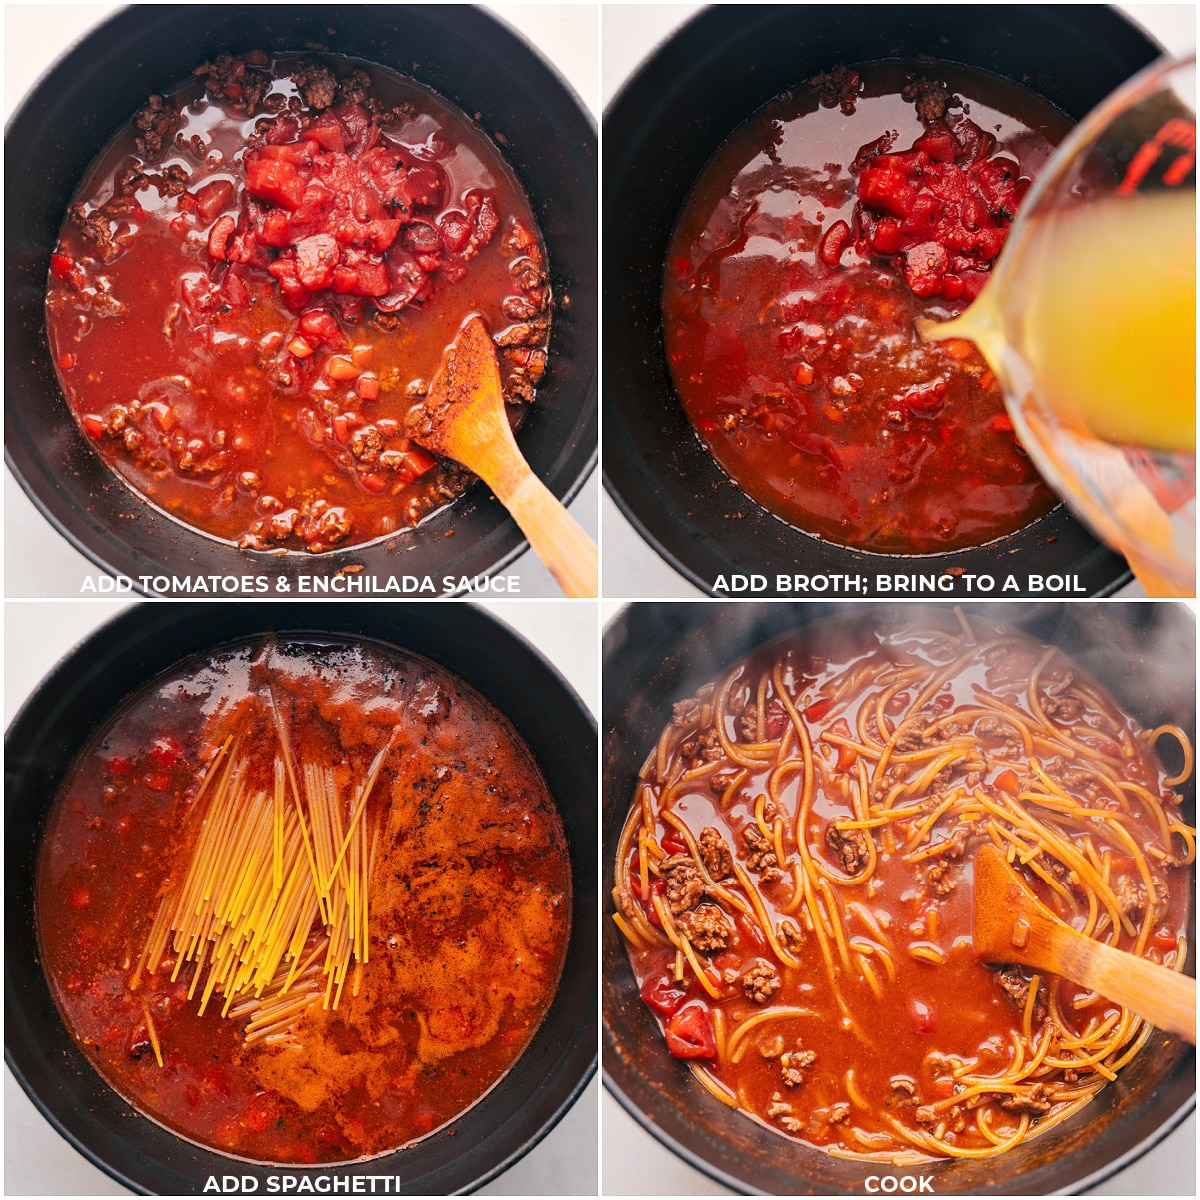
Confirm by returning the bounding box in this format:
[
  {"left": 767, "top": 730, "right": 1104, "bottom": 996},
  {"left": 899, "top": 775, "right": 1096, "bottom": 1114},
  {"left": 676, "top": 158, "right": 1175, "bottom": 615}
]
[{"left": 613, "top": 613, "right": 1193, "bottom": 1161}]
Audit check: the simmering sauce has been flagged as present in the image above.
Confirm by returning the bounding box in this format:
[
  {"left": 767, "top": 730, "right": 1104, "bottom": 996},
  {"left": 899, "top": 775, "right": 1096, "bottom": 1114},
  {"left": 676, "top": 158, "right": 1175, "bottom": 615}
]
[
  {"left": 663, "top": 63, "right": 1069, "bottom": 553},
  {"left": 39, "top": 639, "right": 570, "bottom": 1163},
  {"left": 46, "top": 54, "right": 551, "bottom": 552}
]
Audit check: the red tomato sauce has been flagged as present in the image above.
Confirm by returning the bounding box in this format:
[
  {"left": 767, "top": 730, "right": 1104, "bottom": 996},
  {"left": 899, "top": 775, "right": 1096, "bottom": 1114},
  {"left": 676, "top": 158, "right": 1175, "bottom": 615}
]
[
  {"left": 38, "top": 640, "right": 570, "bottom": 1163},
  {"left": 615, "top": 616, "right": 1192, "bottom": 1157},
  {"left": 662, "top": 62, "right": 1069, "bottom": 553},
  {"left": 45, "top": 54, "right": 550, "bottom": 552}
]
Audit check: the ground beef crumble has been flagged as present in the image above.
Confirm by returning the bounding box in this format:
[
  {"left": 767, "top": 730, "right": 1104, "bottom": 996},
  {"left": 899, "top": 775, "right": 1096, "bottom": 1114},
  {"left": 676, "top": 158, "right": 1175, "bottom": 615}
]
[
  {"left": 743, "top": 824, "right": 779, "bottom": 873},
  {"left": 741, "top": 963, "right": 782, "bottom": 1004},
  {"left": 698, "top": 827, "right": 733, "bottom": 878},
  {"left": 659, "top": 854, "right": 705, "bottom": 915},
  {"left": 675, "top": 903, "right": 733, "bottom": 952},
  {"left": 826, "top": 822, "right": 869, "bottom": 874}
]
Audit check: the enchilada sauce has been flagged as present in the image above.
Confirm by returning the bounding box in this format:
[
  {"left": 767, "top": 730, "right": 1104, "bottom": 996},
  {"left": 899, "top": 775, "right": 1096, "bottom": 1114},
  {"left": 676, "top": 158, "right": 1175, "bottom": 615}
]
[
  {"left": 662, "top": 63, "right": 1069, "bottom": 553},
  {"left": 38, "top": 642, "right": 570, "bottom": 1163},
  {"left": 45, "top": 55, "right": 550, "bottom": 552}
]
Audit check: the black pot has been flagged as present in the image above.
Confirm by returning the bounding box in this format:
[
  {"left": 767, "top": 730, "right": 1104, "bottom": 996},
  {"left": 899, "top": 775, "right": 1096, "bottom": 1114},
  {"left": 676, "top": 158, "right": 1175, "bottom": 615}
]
[
  {"left": 5, "top": 4, "right": 596, "bottom": 593},
  {"left": 7, "top": 602, "right": 597, "bottom": 1195},
  {"left": 602, "top": 4, "right": 1164, "bottom": 598},
  {"left": 603, "top": 600, "right": 1195, "bottom": 1194}
]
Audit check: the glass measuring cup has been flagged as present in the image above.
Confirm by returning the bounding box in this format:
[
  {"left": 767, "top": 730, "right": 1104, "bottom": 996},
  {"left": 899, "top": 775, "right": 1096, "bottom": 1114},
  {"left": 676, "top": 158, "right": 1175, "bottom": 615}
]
[{"left": 920, "top": 56, "right": 1196, "bottom": 596}]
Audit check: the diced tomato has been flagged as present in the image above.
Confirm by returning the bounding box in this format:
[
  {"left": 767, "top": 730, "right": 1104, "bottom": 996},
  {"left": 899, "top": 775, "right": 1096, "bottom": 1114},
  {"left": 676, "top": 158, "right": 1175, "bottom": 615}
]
[
  {"left": 818, "top": 219, "right": 851, "bottom": 267},
  {"left": 326, "top": 355, "right": 360, "bottom": 381},
  {"left": 257, "top": 208, "right": 293, "bottom": 247},
  {"left": 69, "top": 886, "right": 91, "bottom": 909},
  {"left": 295, "top": 234, "right": 339, "bottom": 290},
  {"left": 933, "top": 1075, "right": 958, "bottom": 1099},
  {"left": 298, "top": 309, "right": 346, "bottom": 349},
  {"left": 1153, "top": 928, "right": 1178, "bottom": 953},
  {"left": 220, "top": 270, "right": 250, "bottom": 307},
  {"left": 901, "top": 378, "right": 948, "bottom": 418},
  {"left": 351, "top": 256, "right": 390, "bottom": 297},
  {"left": 763, "top": 698, "right": 789, "bottom": 740},
  {"left": 50, "top": 252, "right": 76, "bottom": 280},
  {"left": 640, "top": 972, "right": 688, "bottom": 1018},
  {"left": 735, "top": 910, "right": 766, "bottom": 950},
  {"left": 207, "top": 215, "right": 235, "bottom": 262},
  {"left": 803, "top": 698, "right": 833, "bottom": 724},
  {"left": 331, "top": 265, "right": 360, "bottom": 293},
  {"left": 858, "top": 167, "right": 917, "bottom": 219},
  {"left": 256, "top": 141, "right": 314, "bottom": 167},
  {"left": 992, "top": 412, "right": 1014, "bottom": 433},
  {"left": 661, "top": 830, "right": 687, "bottom": 855},
  {"left": 909, "top": 998, "right": 936, "bottom": 1034},
  {"left": 245, "top": 157, "right": 305, "bottom": 210},
  {"left": 913, "top": 128, "right": 956, "bottom": 163},
  {"left": 193, "top": 178, "right": 235, "bottom": 223},
  {"left": 58, "top": 353, "right": 77, "bottom": 371},
  {"left": 902, "top": 241, "right": 948, "bottom": 297},
  {"left": 645, "top": 879, "right": 665, "bottom": 927},
  {"left": 871, "top": 218, "right": 904, "bottom": 255},
  {"left": 664, "top": 1003, "right": 717, "bottom": 1059},
  {"left": 304, "top": 115, "right": 347, "bottom": 155},
  {"left": 359, "top": 471, "right": 387, "bottom": 493},
  {"left": 356, "top": 373, "right": 379, "bottom": 401},
  {"left": 398, "top": 164, "right": 442, "bottom": 209},
  {"left": 993, "top": 768, "right": 1020, "bottom": 796},
  {"left": 332, "top": 415, "right": 352, "bottom": 445},
  {"left": 149, "top": 736, "right": 180, "bottom": 768},
  {"left": 826, "top": 717, "right": 857, "bottom": 771}
]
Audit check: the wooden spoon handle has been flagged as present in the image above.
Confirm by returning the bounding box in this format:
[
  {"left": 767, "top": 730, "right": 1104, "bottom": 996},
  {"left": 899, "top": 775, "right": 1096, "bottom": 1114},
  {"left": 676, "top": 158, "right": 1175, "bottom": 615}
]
[
  {"left": 1050, "top": 924, "right": 1196, "bottom": 1042},
  {"left": 502, "top": 469, "right": 598, "bottom": 598},
  {"left": 467, "top": 425, "right": 596, "bottom": 597}
]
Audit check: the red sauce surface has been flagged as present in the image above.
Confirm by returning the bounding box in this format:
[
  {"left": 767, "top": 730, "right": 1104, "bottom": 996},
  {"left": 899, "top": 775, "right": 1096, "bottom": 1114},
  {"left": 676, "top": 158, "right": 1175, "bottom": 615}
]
[
  {"left": 38, "top": 641, "right": 570, "bottom": 1163},
  {"left": 662, "top": 63, "right": 1068, "bottom": 553},
  {"left": 46, "top": 55, "right": 550, "bottom": 552},
  {"left": 616, "top": 616, "right": 1192, "bottom": 1157}
]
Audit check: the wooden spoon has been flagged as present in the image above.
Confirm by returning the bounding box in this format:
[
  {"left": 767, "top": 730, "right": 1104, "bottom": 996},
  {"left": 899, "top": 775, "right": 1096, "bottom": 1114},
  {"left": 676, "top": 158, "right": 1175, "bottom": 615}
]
[
  {"left": 407, "top": 315, "right": 598, "bottom": 597},
  {"left": 973, "top": 843, "right": 1195, "bottom": 1042}
]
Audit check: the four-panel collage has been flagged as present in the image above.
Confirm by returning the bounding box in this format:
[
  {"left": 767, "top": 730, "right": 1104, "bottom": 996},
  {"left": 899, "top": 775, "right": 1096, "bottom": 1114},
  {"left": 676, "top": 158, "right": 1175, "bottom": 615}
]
[{"left": 3, "top": 3, "right": 1194, "bottom": 1198}]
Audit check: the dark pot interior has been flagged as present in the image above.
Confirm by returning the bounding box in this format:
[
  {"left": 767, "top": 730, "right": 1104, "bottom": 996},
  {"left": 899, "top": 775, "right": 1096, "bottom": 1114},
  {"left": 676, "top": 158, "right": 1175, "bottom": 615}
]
[
  {"left": 603, "top": 600, "right": 1195, "bottom": 1194},
  {"left": 5, "top": 4, "right": 596, "bottom": 591},
  {"left": 602, "top": 4, "right": 1162, "bottom": 598},
  {"left": 7, "top": 602, "right": 597, "bottom": 1195}
]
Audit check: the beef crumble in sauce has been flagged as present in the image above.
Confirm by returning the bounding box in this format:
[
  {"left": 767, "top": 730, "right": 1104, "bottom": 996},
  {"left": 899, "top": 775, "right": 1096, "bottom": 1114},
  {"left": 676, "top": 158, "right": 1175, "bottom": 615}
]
[
  {"left": 46, "top": 53, "right": 551, "bottom": 552},
  {"left": 662, "top": 62, "right": 1071, "bottom": 553}
]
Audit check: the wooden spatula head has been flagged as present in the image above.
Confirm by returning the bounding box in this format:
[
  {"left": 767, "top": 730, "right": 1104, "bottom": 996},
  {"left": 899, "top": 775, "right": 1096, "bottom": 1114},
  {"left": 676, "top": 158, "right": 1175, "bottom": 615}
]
[
  {"left": 972, "top": 842, "right": 1195, "bottom": 1042},
  {"left": 972, "top": 843, "right": 1061, "bottom": 967},
  {"left": 406, "top": 313, "right": 508, "bottom": 469}
]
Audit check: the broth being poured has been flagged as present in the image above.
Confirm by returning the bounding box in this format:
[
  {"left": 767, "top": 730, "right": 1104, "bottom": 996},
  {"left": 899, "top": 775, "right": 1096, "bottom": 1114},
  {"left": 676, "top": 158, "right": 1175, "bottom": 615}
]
[
  {"left": 917, "top": 57, "right": 1196, "bottom": 594},
  {"left": 662, "top": 61, "right": 1073, "bottom": 553}
]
